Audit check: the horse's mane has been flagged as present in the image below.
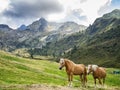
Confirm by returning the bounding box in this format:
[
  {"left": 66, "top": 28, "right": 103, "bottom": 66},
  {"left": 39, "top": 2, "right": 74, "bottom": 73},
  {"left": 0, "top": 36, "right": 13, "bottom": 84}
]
[
  {"left": 64, "top": 59, "right": 75, "bottom": 65},
  {"left": 92, "top": 65, "right": 98, "bottom": 71}
]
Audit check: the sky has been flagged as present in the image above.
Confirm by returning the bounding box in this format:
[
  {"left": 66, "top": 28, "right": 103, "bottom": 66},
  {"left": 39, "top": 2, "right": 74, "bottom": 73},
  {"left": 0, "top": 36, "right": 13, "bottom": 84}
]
[{"left": 0, "top": 0, "right": 120, "bottom": 29}]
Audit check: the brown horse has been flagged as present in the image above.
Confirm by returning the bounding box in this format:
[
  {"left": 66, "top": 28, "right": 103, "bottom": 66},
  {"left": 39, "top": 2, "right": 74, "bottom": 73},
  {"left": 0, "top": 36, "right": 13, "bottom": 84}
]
[
  {"left": 59, "top": 58, "right": 87, "bottom": 87},
  {"left": 87, "top": 65, "right": 106, "bottom": 86}
]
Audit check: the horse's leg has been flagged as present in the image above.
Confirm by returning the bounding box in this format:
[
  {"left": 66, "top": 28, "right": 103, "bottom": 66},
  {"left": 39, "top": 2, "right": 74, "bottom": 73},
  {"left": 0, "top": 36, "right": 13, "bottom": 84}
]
[
  {"left": 68, "top": 74, "right": 71, "bottom": 87},
  {"left": 94, "top": 78, "right": 97, "bottom": 87},
  {"left": 80, "top": 75, "right": 83, "bottom": 87},
  {"left": 85, "top": 74, "right": 87, "bottom": 83},
  {"left": 85, "top": 75, "right": 87, "bottom": 87},
  {"left": 98, "top": 78, "right": 102, "bottom": 88},
  {"left": 83, "top": 73, "right": 87, "bottom": 87},
  {"left": 103, "top": 78, "right": 105, "bottom": 86},
  {"left": 83, "top": 74, "right": 85, "bottom": 87},
  {"left": 98, "top": 78, "right": 102, "bottom": 85},
  {"left": 70, "top": 74, "right": 73, "bottom": 87},
  {"left": 84, "top": 67, "right": 87, "bottom": 87}
]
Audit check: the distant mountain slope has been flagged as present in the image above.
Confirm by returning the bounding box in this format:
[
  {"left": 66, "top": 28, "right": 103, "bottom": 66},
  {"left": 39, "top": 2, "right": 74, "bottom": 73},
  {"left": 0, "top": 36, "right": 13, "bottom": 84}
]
[{"left": 0, "top": 18, "right": 86, "bottom": 51}]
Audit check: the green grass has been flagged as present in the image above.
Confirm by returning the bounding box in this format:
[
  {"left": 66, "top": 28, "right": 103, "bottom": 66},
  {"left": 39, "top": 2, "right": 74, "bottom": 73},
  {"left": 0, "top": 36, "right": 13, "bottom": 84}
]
[
  {"left": 0, "top": 51, "right": 67, "bottom": 85},
  {"left": 0, "top": 51, "right": 120, "bottom": 90}
]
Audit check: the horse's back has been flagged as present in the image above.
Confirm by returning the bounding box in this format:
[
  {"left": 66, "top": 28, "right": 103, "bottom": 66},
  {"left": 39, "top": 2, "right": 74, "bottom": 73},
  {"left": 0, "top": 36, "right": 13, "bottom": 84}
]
[
  {"left": 97, "top": 67, "right": 106, "bottom": 78},
  {"left": 76, "top": 64, "right": 86, "bottom": 70},
  {"left": 73, "top": 64, "right": 86, "bottom": 75},
  {"left": 99, "top": 67, "right": 106, "bottom": 73}
]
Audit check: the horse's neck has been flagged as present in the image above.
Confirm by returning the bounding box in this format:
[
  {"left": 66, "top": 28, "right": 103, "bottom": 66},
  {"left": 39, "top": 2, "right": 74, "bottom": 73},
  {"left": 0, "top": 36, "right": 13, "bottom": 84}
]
[{"left": 65, "top": 60, "right": 74, "bottom": 70}]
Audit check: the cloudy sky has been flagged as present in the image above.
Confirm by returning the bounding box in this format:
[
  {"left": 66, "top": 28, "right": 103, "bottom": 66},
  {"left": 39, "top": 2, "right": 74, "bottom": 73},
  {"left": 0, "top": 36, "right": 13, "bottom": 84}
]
[{"left": 0, "top": 0, "right": 120, "bottom": 28}]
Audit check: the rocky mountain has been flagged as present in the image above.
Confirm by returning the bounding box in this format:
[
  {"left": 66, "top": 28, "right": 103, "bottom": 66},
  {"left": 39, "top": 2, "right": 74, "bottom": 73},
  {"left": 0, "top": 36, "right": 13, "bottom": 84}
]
[
  {"left": 0, "top": 18, "right": 87, "bottom": 51},
  {"left": 45, "top": 22, "right": 86, "bottom": 42},
  {"left": 27, "top": 18, "right": 48, "bottom": 32},
  {"left": 36, "top": 9, "right": 120, "bottom": 68}
]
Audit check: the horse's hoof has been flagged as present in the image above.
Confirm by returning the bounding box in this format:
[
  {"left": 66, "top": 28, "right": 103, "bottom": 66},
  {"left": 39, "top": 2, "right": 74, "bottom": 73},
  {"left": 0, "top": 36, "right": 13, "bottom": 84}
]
[{"left": 67, "top": 84, "right": 72, "bottom": 87}]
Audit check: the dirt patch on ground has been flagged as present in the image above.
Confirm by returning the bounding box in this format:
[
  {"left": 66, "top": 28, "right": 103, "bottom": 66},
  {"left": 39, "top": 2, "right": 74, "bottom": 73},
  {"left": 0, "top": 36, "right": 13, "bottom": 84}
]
[
  {"left": 28, "top": 84, "right": 81, "bottom": 90},
  {"left": 0, "top": 84, "right": 81, "bottom": 90},
  {"left": 27, "top": 84, "right": 120, "bottom": 90},
  {"left": 0, "top": 84, "right": 119, "bottom": 90}
]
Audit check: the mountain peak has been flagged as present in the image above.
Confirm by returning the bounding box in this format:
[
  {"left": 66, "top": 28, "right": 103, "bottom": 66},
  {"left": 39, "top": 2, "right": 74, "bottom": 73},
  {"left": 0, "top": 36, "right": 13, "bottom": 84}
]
[
  {"left": 0, "top": 24, "right": 13, "bottom": 31},
  {"left": 103, "top": 9, "right": 120, "bottom": 19},
  {"left": 39, "top": 17, "right": 47, "bottom": 23},
  {"left": 18, "top": 24, "right": 27, "bottom": 30},
  {"left": 0, "top": 24, "right": 9, "bottom": 28},
  {"left": 112, "top": 9, "right": 120, "bottom": 12},
  {"left": 27, "top": 17, "right": 48, "bottom": 32}
]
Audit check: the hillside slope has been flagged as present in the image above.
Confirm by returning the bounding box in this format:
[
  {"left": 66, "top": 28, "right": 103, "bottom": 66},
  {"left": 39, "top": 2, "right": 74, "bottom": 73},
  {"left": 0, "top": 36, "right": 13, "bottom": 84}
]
[{"left": 0, "top": 51, "right": 66, "bottom": 85}]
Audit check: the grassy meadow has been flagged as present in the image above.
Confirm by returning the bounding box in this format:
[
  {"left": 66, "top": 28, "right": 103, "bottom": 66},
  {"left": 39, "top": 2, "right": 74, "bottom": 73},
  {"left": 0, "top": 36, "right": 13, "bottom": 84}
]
[{"left": 0, "top": 51, "right": 120, "bottom": 90}]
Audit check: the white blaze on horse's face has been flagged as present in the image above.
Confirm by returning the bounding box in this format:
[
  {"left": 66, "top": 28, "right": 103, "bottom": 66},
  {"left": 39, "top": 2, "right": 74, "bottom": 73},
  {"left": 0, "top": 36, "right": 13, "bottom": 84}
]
[
  {"left": 87, "top": 65, "right": 92, "bottom": 74},
  {"left": 59, "top": 58, "right": 65, "bottom": 70}
]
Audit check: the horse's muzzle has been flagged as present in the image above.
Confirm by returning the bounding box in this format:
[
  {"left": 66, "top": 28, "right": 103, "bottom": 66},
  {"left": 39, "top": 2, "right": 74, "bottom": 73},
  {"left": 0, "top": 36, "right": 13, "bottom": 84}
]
[
  {"left": 87, "top": 72, "right": 90, "bottom": 75},
  {"left": 59, "top": 67, "right": 62, "bottom": 70}
]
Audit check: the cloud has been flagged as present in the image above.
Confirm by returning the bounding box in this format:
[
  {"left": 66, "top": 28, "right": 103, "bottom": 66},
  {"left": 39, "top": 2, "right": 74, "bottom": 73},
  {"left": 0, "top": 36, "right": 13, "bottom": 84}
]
[
  {"left": 61, "top": 9, "right": 87, "bottom": 23},
  {"left": 70, "top": 9, "right": 87, "bottom": 20},
  {"left": 0, "top": 0, "right": 10, "bottom": 13},
  {"left": 80, "top": 0, "right": 87, "bottom": 3},
  {"left": 98, "top": 0, "right": 120, "bottom": 17},
  {"left": 0, "top": 0, "right": 119, "bottom": 28},
  {"left": 3, "top": 0, "right": 63, "bottom": 19},
  {"left": 50, "top": 0, "right": 112, "bottom": 26},
  {"left": 0, "top": 0, "right": 63, "bottom": 28},
  {"left": 47, "top": 0, "right": 88, "bottom": 24},
  {"left": 98, "top": 0, "right": 112, "bottom": 16}
]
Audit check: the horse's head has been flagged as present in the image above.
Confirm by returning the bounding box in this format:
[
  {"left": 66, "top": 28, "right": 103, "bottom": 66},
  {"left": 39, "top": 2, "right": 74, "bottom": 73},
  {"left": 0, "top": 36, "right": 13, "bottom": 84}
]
[
  {"left": 87, "top": 65, "right": 92, "bottom": 74},
  {"left": 87, "top": 65, "right": 98, "bottom": 74},
  {"left": 59, "top": 58, "right": 65, "bottom": 70}
]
